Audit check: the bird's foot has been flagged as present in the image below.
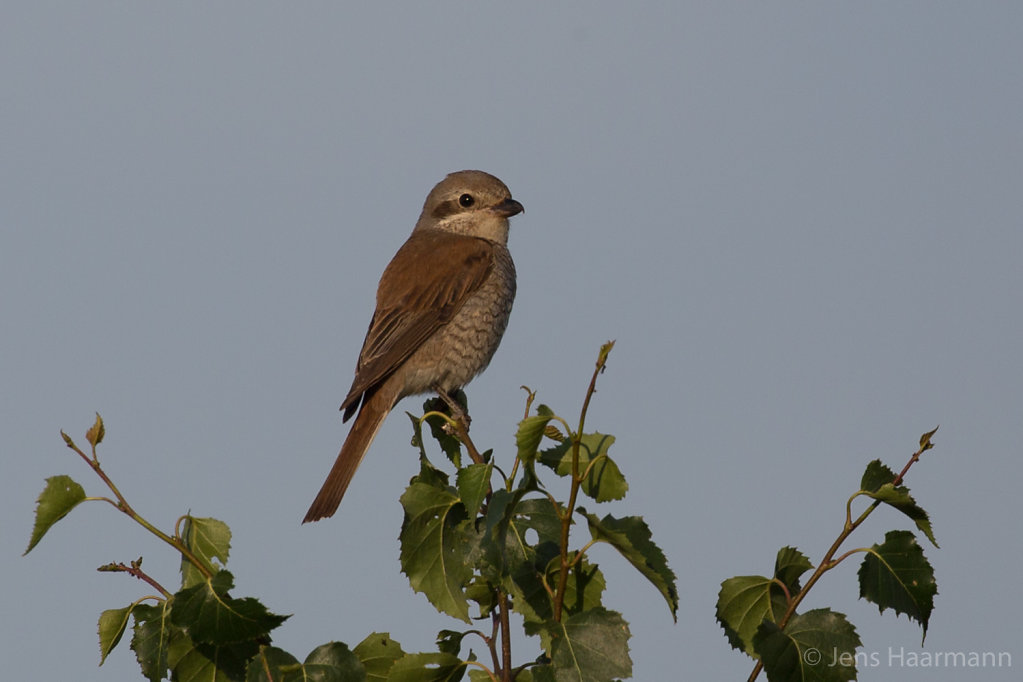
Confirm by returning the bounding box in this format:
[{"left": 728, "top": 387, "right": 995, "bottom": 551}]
[{"left": 434, "top": 387, "right": 471, "bottom": 432}]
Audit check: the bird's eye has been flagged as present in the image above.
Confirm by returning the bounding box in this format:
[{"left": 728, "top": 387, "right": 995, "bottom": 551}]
[{"left": 459, "top": 193, "right": 475, "bottom": 208}]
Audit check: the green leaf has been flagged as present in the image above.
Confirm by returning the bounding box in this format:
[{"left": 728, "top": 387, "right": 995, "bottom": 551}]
[
  {"left": 718, "top": 549, "right": 811, "bottom": 655},
  {"left": 517, "top": 413, "right": 556, "bottom": 464},
  {"left": 86, "top": 412, "right": 106, "bottom": 446},
  {"left": 859, "top": 459, "right": 898, "bottom": 493},
  {"left": 25, "top": 475, "right": 87, "bottom": 554},
  {"left": 860, "top": 460, "right": 938, "bottom": 547},
  {"left": 505, "top": 496, "right": 563, "bottom": 544},
  {"left": 246, "top": 646, "right": 300, "bottom": 682},
  {"left": 353, "top": 632, "right": 405, "bottom": 682},
  {"left": 167, "top": 627, "right": 258, "bottom": 682},
  {"left": 774, "top": 546, "right": 813, "bottom": 593},
  {"left": 170, "top": 570, "right": 289, "bottom": 645},
  {"left": 303, "top": 642, "right": 365, "bottom": 679},
  {"left": 581, "top": 511, "right": 678, "bottom": 621},
  {"left": 507, "top": 543, "right": 559, "bottom": 628},
  {"left": 435, "top": 630, "right": 467, "bottom": 657},
  {"left": 98, "top": 605, "right": 134, "bottom": 664},
  {"left": 753, "top": 608, "right": 861, "bottom": 682},
  {"left": 548, "top": 559, "right": 607, "bottom": 617},
  {"left": 868, "top": 485, "right": 937, "bottom": 547},
  {"left": 540, "top": 434, "right": 627, "bottom": 502},
  {"left": 247, "top": 643, "right": 366, "bottom": 682},
  {"left": 716, "top": 575, "right": 785, "bottom": 656},
  {"left": 422, "top": 412, "right": 465, "bottom": 469},
  {"left": 544, "top": 608, "right": 631, "bottom": 682},
  {"left": 491, "top": 496, "right": 563, "bottom": 625},
  {"left": 399, "top": 482, "right": 473, "bottom": 622},
  {"left": 456, "top": 463, "right": 493, "bottom": 518},
  {"left": 180, "top": 516, "right": 233, "bottom": 589},
  {"left": 132, "top": 601, "right": 176, "bottom": 682},
  {"left": 386, "top": 652, "right": 466, "bottom": 682},
  {"left": 858, "top": 530, "right": 937, "bottom": 642},
  {"left": 406, "top": 414, "right": 453, "bottom": 489}
]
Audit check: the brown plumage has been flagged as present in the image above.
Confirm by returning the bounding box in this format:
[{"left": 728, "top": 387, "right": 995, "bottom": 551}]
[{"left": 303, "top": 171, "right": 522, "bottom": 523}]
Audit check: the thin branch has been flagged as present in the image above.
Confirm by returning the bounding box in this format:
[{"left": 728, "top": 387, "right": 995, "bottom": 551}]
[
  {"left": 498, "top": 590, "right": 513, "bottom": 681},
  {"left": 554, "top": 342, "right": 614, "bottom": 622},
  {"left": 65, "top": 427, "right": 213, "bottom": 580},
  {"left": 97, "top": 558, "right": 172, "bottom": 598},
  {"left": 747, "top": 434, "right": 934, "bottom": 681}
]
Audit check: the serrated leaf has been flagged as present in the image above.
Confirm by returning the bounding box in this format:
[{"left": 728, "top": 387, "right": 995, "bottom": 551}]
[
  {"left": 508, "top": 543, "right": 559, "bottom": 628},
  {"left": 581, "top": 511, "right": 677, "bottom": 621},
  {"left": 435, "top": 630, "right": 467, "bottom": 657},
  {"left": 422, "top": 410, "right": 465, "bottom": 469},
  {"left": 406, "top": 415, "right": 452, "bottom": 490},
  {"left": 517, "top": 414, "right": 556, "bottom": 464},
  {"left": 548, "top": 559, "right": 607, "bottom": 617},
  {"left": 246, "top": 646, "right": 300, "bottom": 682},
  {"left": 86, "top": 412, "right": 105, "bottom": 446},
  {"left": 170, "top": 570, "right": 289, "bottom": 645},
  {"left": 25, "top": 475, "right": 87, "bottom": 554},
  {"left": 716, "top": 575, "right": 786, "bottom": 656},
  {"left": 353, "top": 632, "right": 405, "bottom": 682},
  {"left": 860, "top": 459, "right": 898, "bottom": 493},
  {"left": 858, "top": 530, "right": 937, "bottom": 641},
  {"left": 509, "top": 497, "right": 563, "bottom": 545},
  {"left": 132, "top": 601, "right": 176, "bottom": 682},
  {"left": 544, "top": 608, "right": 631, "bottom": 682},
  {"left": 464, "top": 577, "right": 498, "bottom": 618},
  {"left": 540, "top": 434, "right": 627, "bottom": 502},
  {"left": 386, "top": 652, "right": 465, "bottom": 682},
  {"left": 399, "top": 482, "right": 473, "bottom": 622},
  {"left": 303, "top": 642, "right": 365, "bottom": 678},
  {"left": 718, "top": 550, "right": 812, "bottom": 656},
  {"left": 456, "top": 463, "right": 493, "bottom": 518},
  {"left": 180, "top": 516, "right": 233, "bottom": 589},
  {"left": 860, "top": 462, "right": 938, "bottom": 547},
  {"left": 167, "top": 627, "right": 258, "bottom": 682},
  {"left": 493, "top": 496, "right": 563, "bottom": 624},
  {"left": 754, "top": 609, "right": 861, "bottom": 682},
  {"left": 774, "top": 547, "right": 813, "bottom": 593},
  {"left": 98, "top": 605, "right": 134, "bottom": 664},
  {"left": 868, "top": 484, "right": 938, "bottom": 547},
  {"left": 248, "top": 643, "right": 365, "bottom": 682}
]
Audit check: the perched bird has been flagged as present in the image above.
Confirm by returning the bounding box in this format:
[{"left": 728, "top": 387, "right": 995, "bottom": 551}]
[{"left": 303, "top": 170, "right": 523, "bottom": 523}]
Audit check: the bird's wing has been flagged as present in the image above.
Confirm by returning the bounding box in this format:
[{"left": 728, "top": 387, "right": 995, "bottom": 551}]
[{"left": 340, "top": 230, "right": 495, "bottom": 418}]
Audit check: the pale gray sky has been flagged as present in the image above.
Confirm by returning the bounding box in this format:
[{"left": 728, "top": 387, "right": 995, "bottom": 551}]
[{"left": 4, "top": 3, "right": 1021, "bottom": 680}]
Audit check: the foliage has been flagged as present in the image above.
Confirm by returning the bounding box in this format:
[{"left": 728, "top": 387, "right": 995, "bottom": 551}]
[
  {"left": 26, "top": 342, "right": 679, "bottom": 681},
  {"left": 716, "top": 428, "right": 940, "bottom": 681}
]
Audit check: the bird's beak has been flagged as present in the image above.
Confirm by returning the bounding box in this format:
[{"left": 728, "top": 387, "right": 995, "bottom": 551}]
[{"left": 493, "top": 198, "right": 525, "bottom": 218}]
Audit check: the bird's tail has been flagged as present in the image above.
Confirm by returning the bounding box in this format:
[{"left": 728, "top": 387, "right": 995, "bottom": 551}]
[{"left": 302, "top": 386, "right": 394, "bottom": 523}]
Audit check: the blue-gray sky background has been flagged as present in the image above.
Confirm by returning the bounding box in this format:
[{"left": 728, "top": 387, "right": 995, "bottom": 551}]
[{"left": 4, "top": 3, "right": 1021, "bottom": 680}]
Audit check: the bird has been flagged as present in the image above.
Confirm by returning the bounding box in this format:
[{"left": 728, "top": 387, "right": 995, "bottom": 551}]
[{"left": 303, "top": 170, "right": 523, "bottom": 523}]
